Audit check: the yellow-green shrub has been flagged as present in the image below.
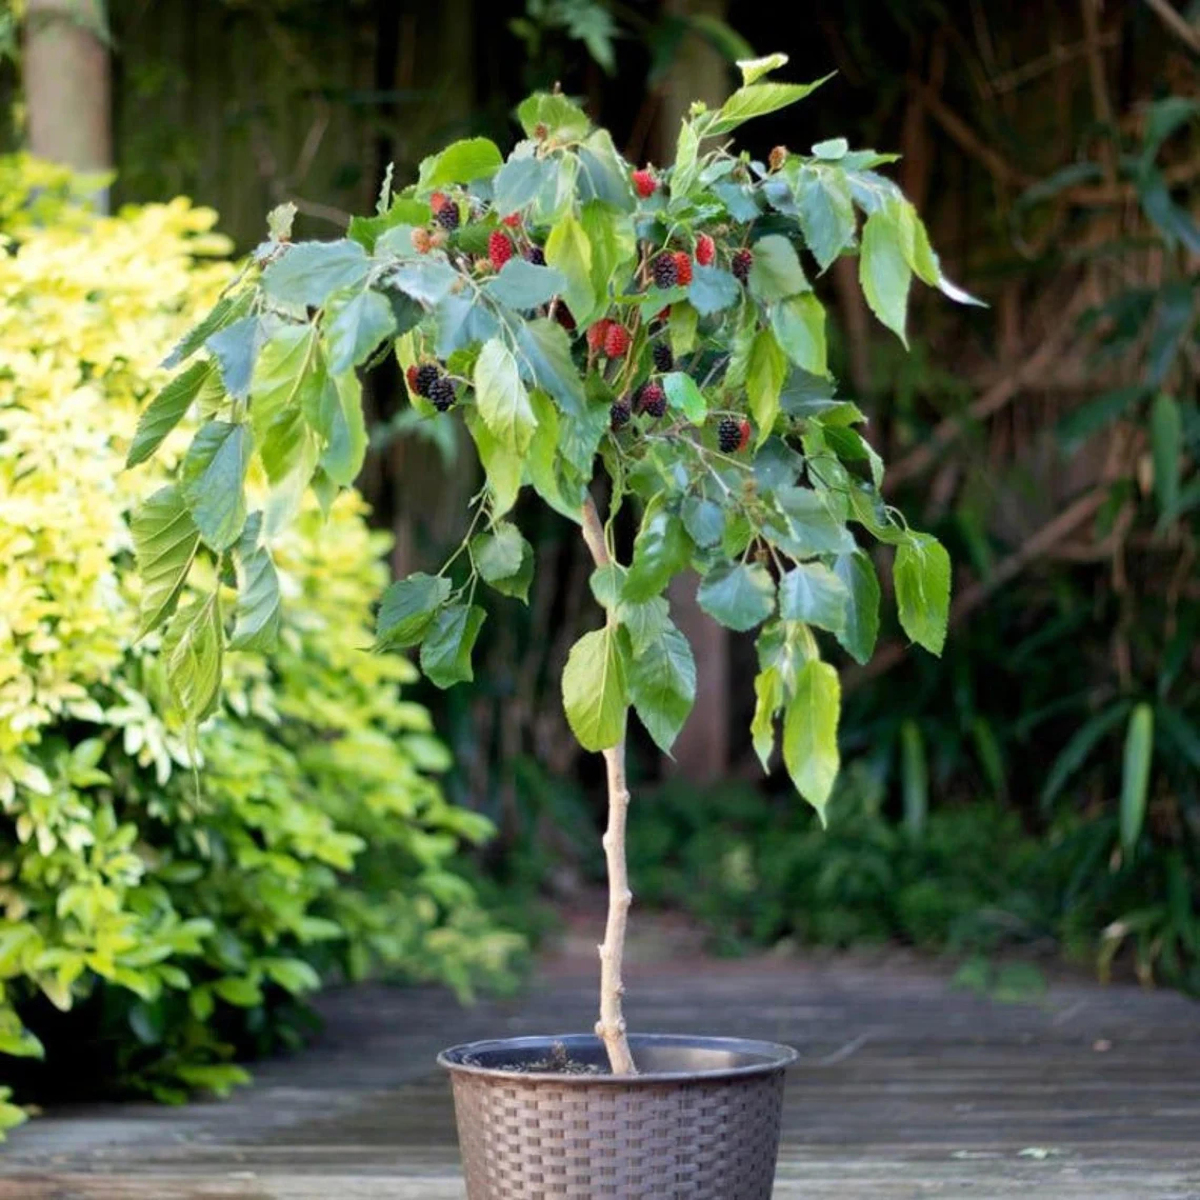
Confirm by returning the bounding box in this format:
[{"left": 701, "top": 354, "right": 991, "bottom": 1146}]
[{"left": 0, "top": 159, "right": 519, "bottom": 1121}]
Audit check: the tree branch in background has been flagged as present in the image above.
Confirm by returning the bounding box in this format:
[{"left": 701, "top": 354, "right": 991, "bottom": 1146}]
[{"left": 1142, "top": 0, "right": 1200, "bottom": 53}]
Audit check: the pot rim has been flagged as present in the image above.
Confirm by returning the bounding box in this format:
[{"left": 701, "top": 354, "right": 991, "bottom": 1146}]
[{"left": 437, "top": 1032, "right": 798, "bottom": 1085}]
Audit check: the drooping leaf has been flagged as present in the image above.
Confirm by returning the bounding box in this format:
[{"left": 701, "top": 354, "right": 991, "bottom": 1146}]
[
  {"left": 262, "top": 240, "right": 371, "bottom": 308},
  {"left": 1119, "top": 704, "right": 1154, "bottom": 853},
  {"left": 779, "top": 562, "right": 849, "bottom": 633},
  {"left": 472, "top": 523, "right": 534, "bottom": 601},
  {"left": 162, "top": 593, "right": 224, "bottom": 725},
  {"left": 688, "top": 265, "right": 741, "bottom": 315},
  {"left": 386, "top": 259, "right": 460, "bottom": 306},
  {"left": 782, "top": 658, "right": 841, "bottom": 821},
  {"left": 577, "top": 130, "right": 637, "bottom": 210},
  {"left": 249, "top": 324, "right": 321, "bottom": 482},
  {"left": 162, "top": 290, "right": 251, "bottom": 370},
  {"left": 562, "top": 626, "right": 628, "bottom": 752},
  {"left": 681, "top": 496, "right": 725, "bottom": 547},
  {"left": 893, "top": 533, "right": 951, "bottom": 655},
  {"left": 748, "top": 234, "right": 809, "bottom": 302},
  {"left": 629, "top": 619, "right": 696, "bottom": 754},
  {"left": 475, "top": 337, "right": 538, "bottom": 455},
  {"left": 323, "top": 288, "right": 396, "bottom": 374},
  {"left": 132, "top": 485, "right": 201, "bottom": 637},
  {"left": 515, "top": 318, "right": 586, "bottom": 416},
  {"left": 127, "top": 360, "right": 214, "bottom": 468},
  {"left": 696, "top": 562, "right": 776, "bottom": 631},
  {"left": 465, "top": 411, "right": 522, "bottom": 517},
  {"left": 833, "top": 550, "right": 880, "bottom": 664},
  {"left": 860, "top": 208, "right": 912, "bottom": 344},
  {"left": 751, "top": 666, "right": 784, "bottom": 770},
  {"left": 579, "top": 201, "right": 638, "bottom": 306},
  {"left": 545, "top": 212, "right": 596, "bottom": 327},
  {"left": 747, "top": 328, "right": 787, "bottom": 445},
  {"left": 1150, "top": 391, "right": 1182, "bottom": 522},
  {"left": 420, "top": 604, "right": 486, "bottom": 688},
  {"left": 770, "top": 293, "right": 828, "bottom": 376},
  {"left": 662, "top": 371, "right": 707, "bottom": 422},
  {"left": 483, "top": 259, "right": 567, "bottom": 310},
  {"left": 230, "top": 517, "right": 281, "bottom": 653},
  {"left": 180, "top": 421, "right": 252, "bottom": 551},
  {"left": 796, "top": 166, "right": 856, "bottom": 271},
  {"left": 493, "top": 152, "right": 556, "bottom": 214},
  {"left": 376, "top": 573, "right": 452, "bottom": 649},
  {"left": 623, "top": 509, "right": 691, "bottom": 602},
  {"left": 205, "top": 316, "right": 259, "bottom": 400},
  {"left": 321, "top": 371, "right": 368, "bottom": 486}
]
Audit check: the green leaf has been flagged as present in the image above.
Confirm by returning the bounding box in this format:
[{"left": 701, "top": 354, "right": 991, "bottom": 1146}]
[
  {"left": 629, "top": 619, "right": 696, "bottom": 754},
  {"left": 376, "top": 573, "right": 451, "bottom": 649},
  {"left": 737, "top": 53, "right": 789, "bottom": 86},
  {"left": 483, "top": 259, "right": 567, "bottom": 310},
  {"left": 527, "top": 390, "right": 584, "bottom": 520},
  {"left": 420, "top": 604, "right": 486, "bottom": 689},
  {"left": 475, "top": 337, "right": 538, "bottom": 455},
  {"left": 162, "top": 290, "right": 251, "bottom": 370},
  {"left": 579, "top": 201, "right": 637, "bottom": 306},
  {"left": 162, "top": 593, "right": 224, "bottom": 725},
  {"left": 662, "top": 371, "right": 707, "bottom": 422},
  {"left": 127, "top": 360, "right": 213, "bottom": 469},
  {"left": 472, "top": 523, "right": 534, "bottom": 601},
  {"left": 751, "top": 666, "right": 784, "bottom": 770},
  {"left": 833, "top": 550, "right": 880, "bottom": 665},
  {"left": 893, "top": 533, "right": 951, "bottom": 655},
  {"left": 493, "top": 153, "right": 556, "bottom": 214},
  {"left": 420, "top": 137, "right": 503, "bottom": 188},
  {"left": 578, "top": 130, "right": 637, "bottom": 211},
  {"left": 132, "top": 485, "right": 201, "bottom": 637},
  {"left": 466, "top": 411, "right": 522, "bottom": 517},
  {"left": 687, "top": 265, "right": 741, "bottom": 315},
  {"left": 262, "top": 239, "right": 370, "bottom": 308},
  {"left": 770, "top": 486, "right": 853, "bottom": 556},
  {"left": 250, "top": 324, "right": 320, "bottom": 482},
  {"left": 517, "top": 92, "right": 591, "bottom": 141},
  {"left": 747, "top": 329, "right": 786, "bottom": 446},
  {"left": 323, "top": 288, "right": 396, "bottom": 374},
  {"left": 748, "top": 234, "right": 809, "bottom": 302},
  {"left": 229, "top": 529, "right": 281, "bottom": 654},
  {"left": 669, "top": 302, "right": 700, "bottom": 357},
  {"left": 205, "top": 315, "right": 259, "bottom": 401},
  {"left": 706, "top": 76, "right": 834, "bottom": 136},
  {"left": 681, "top": 496, "right": 725, "bottom": 547},
  {"left": 1150, "top": 392, "right": 1182, "bottom": 522},
  {"left": 617, "top": 595, "right": 671, "bottom": 658},
  {"left": 770, "top": 293, "right": 828, "bottom": 376},
  {"left": 1120, "top": 704, "right": 1154, "bottom": 853},
  {"left": 386, "top": 259, "right": 460, "bottom": 306},
  {"left": 812, "top": 137, "right": 849, "bottom": 160},
  {"left": 181, "top": 421, "right": 252, "bottom": 551},
  {"left": 782, "top": 659, "right": 841, "bottom": 821},
  {"left": 515, "top": 318, "right": 586, "bottom": 416},
  {"left": 624, "top": 509, "right": 691, "bottom": 602},
  {"left": 562, "top": 627, "right": 628, "bottom": 752},
  {"left": 320, "top": 371, "right": 368, "bottom": 486},
  {"left": 797, "top": 166, "right": 856, "bottom": 271},
  {"left": 697, "top": 562, "right": 776, "bottom": 631},
  {"left": 860, "top": 209, "right": 911, "bottom": 344},
  {"left": 545, "top": 212, "right": 596, "bottom": 327},
  {"left": 779, "top": 562, "right": 849, "bottom": 633}
]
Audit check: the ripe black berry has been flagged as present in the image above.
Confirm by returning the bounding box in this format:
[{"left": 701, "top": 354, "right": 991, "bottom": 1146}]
[
  {"left": 610, "top": 399, "right": 632, "bottom": 430},
  {"left": 428, "top": 376, "right": 456, "bottom": 412},
  {"left": 652, "top": 342, "right": 674, "bottom": 373},
  {"left": 525, "top": 246, "right": 546, "bottom": 265},
  {"left": 718, "top": 416, "right": 741, "bottom": 453},
  {"left": 732, "top": 248, "right": 753, "bottom": 284},
  {"left": 652, "top": 254, "right": 678, "bottom": 289},
  {"left": 436, "top": 203, "right": 460, "bottom": 232},
  {"left": 414, "top": 363, "right": 440, "bottom": 397},
  {"left": 639, "top": 382, "right": 666, "bottom": 418}
]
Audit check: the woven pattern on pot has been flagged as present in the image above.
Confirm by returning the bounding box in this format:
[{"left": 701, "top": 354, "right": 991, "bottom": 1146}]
[{"left": 450, "top": 1071, "right": 785, "bottom": 1200}]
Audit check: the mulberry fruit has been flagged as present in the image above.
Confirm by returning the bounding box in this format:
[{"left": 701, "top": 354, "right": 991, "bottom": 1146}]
[
  {"left": 554, "top": 303, "right": 576, "bottom": 332},
  {"left": 673, "top": 252, "right": 693, "bottom": 287},
  {"left": 405, "top": 365, "right": 420, "bottom": 395},
  {"left": 632, "top": 168, "right": 658, "bottom": 198},
  {"left": 501, "top": 212, "right": 522, "bottom": 229},
  {"left": 652, "top": 254, "right": 679, "bottom": 289},
  {"left": 414, "top": 363, "right": 440, "bottom": 397},
  {"left": 436, "top": 203, "right": 460, "bottom": 232},
  {"left": 652, "top": 342, "right": 674, "bottom": 373},
  {"left": 488, "top": 230, "right": 514, "bottom": 271},
  {"left": 603, "top": 323, "right": 631, "bottom": 359},
  {"left": 410, "top": 227, "right": 432, "bottom": 254},
  {"left": 428, "top": 376, "right": 456, "bottom": 412},
  {"left": 525, "top": 245, "right": 546, "bottom": 266},
  {"left": 429, "top": 191, "right": 449, "bottom": 213},
  {"left": 738, "top": 419, "right": 752, "bottom": 451},
  {"left": 610, "top": 399, "right": 632, "bottom": 430},
  {"left": 695, "top": 233, "right": 715, "bottom": 267},
  {"left": 768, "top": 145, "right": 789, "bottom": 172},
  {"left": 717, "top": 416, "right": 741, "bottom": 453},
  {"left": 586, "top": 320, "right": 613, "bottom": 353},
  {"left": 732, "top": 248, "right": 753, "bottom": 284},
  {"left": 639, "top": 381, "right": 667, "bottom": 418}
]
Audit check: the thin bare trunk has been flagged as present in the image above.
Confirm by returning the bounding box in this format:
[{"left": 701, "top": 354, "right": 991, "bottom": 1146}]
[{"left": 580, "top": 495, "right": 636, "bottom": 1076}]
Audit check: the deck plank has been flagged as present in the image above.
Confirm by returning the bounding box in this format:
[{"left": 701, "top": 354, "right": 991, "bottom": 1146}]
[{"left": 2, "top": 953, "right": 1198, "bottom": 1198}]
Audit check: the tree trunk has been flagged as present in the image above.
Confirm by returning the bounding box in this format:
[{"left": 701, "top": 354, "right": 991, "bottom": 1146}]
[{"left": 24, "top": 0, "right": 111, "bottom": 207}]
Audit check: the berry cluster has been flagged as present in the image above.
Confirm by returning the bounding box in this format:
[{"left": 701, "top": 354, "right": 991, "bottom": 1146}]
[
  {"left": 407, "top": 362, "right": 456, "bottom": 412},
  {"left": 717, "top": 417, "right": 751, "bottom": 453},
  {"left": 585, "top": 318, "right": 631, "bottom": 359},
  {"left": 637, "top": 381, "right": 667, "bottom": 419}
]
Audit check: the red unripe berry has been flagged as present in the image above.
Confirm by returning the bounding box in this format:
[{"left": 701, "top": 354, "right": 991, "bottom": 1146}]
[
  {"left": 695, "top": 233, "right": 716, "bottom": 267},
  {"left": 410, "top": 227, "right": 432, "bottom": 254},
  {"left": 501, "top": 212, "right": 522, "bottom": 229},
  {"left": 586, "top": 319, "right": 613, "bottom": 353},
  {"left": 738, "top": 419, "right": 752, "bottom": 451},
  {"left": 429, "top": 191, "right": 448, "bottom": 213},
  {"left": 488, "top": 230, "right": 514, "bottom": 271},
  {"left": 603, "top": 323, "right": 631, "bottom": 359},
  {"left": 632, "top": 168, "right": 658, "bottom": 198},
  {"left": 673, "top": 252, "right": 693, "bottom": 287},
  {"left": 406, "top": 365, "right": 420, "bottom": 395}
]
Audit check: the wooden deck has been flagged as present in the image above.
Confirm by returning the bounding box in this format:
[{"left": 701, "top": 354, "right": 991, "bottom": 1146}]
[{"left": 2, "top": 941, "right": 1199, "bottom": 1198}]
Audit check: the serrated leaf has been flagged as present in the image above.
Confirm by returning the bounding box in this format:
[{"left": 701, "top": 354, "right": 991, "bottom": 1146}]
[
  {"left": 737, "top": 53, "right": 789, "bottom": 86},
  {"left": 472, "top": 523, "right": 534, "bottom": 601},
  {"left": 681, "top": 496, "right": 724, "bottom": 547},
  {"left": 770, "top": 293, "right": 828, "bottom": 376},
  {"left": 376, "top": 573, "right": 451, "bottom": 649},
  {"left": 420, "top": 603, "right": 486, "bottom": 688},
  {"left": 779, "top": 562, "right": 849, "bottom": 633},
  {"left": 205, "top": 315, "right": 259, "bottom": 400},
  {"left": 162, "top": 593, "right": 224, "bottom": 725},
  {"left": 771, "top": 487, "right": 853, "bottom": 556},
  {"left": 466, "top": 411, "right": 522, "bottom": 517},
  {"left": 517, "top": 92, "right": 591, "bottom": 140},
  {"left": 323, "top": 288, "right": 396, "bottom": 374},
  {"left": 562, "top": 627, "right": 628, "bottom": 752},
  {"left": 624, "top": 509, "right": 691, "bottom": 602},
  {"left": 386, "top": 258, "right": 460, "bottom": 306},
  {"left": 578, "top": 130, "right": 637, "bottom": 211},
  {"left": 783, "top": 659, "right": 841, "bottom": 821},
  {"left": 545, "top": 212, "right": 596, "bottom": 327},
  {"left": 751, "top": 666, "right": 783, "bottom": 771},
  {"left": 162, "top": 290, "right": 251, "bottom": 370},
  {"left": 475, "top": 338, "right": 537, "bottom": 454},
  {"left": 669, "top": 302, "right": 700, "bottom": 356},
  {"left": 797, "top": 166, "right": 856, "bottom": 271},
  {"left": 484, "top": 259, "right": 567, "bottom": 310},
  {"left": 230, "top": 526, "right": 281, "bottom": 653},
  {"left": 860, "top": 209, "right": 911, "bottom": 344},
  {"left": 420, "top": 137, "right": 503, "bottom": 189},
  {"left": 747, "top": 328, "right": 787, "bottom": 446},
  {"left": 515, "top": 318, "right": 586, "bottom": 416},
  {"left": 629, "top": 619, "right": 696, "bottom": 754},
  {"left": 493, "top": 153, "right": 556, "bottom": 214},
  {"left": 261, "top": 239, "right": 370, "bottom": 307},
  {"left": 132, "top": 485, "right": 201, "bottom": 637},
  {"left": 579, "top": 200, "right": 637, "bottom": 305},
  {"left": 662, "top": 371, "right": 707, "bottom": 422},
  {"left": 748, "top": 234, "right": 809, "bottom": 302},
  {"left": 250, "top": 324, "right": 320, "bottom": 482},
  {"left": 697, "top": 562, "right": 776, "bottom": 631},
  {"left": 320, "top": 371, "right": 367, "bottom": 486},
  {"left": 706, "top": 76, "right": 833, "bottom": 136},
  {"left": 127, "top": 360, "right": 213, "bottom": 468},
  {"left": 833, "top": 550, "right": 880, "bottom": 665},
  {"left": 688, "top": 265, "right": 741, "bottom": 315},
  {"left": 893, "top": 533, "right": 951, "bottom": 655},
  {"left": 181, "top": 421, "right": 252, "bottom": 551}
]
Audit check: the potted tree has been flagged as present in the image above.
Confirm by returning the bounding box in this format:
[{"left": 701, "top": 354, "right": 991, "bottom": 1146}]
[{"left": 126, "top": 54, "right": 971, "bottom": 1199}]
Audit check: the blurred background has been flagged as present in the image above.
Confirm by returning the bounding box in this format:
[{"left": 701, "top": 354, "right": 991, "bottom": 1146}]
[{"left": 0, "top": 0, "right": 1197, "bottom": 1111}]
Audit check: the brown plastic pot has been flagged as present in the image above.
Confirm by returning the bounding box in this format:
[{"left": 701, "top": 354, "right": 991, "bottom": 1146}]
[{"left": 438, "top": 1032, "right": 797, "bottom": 1199}]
